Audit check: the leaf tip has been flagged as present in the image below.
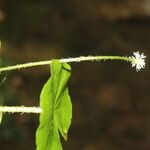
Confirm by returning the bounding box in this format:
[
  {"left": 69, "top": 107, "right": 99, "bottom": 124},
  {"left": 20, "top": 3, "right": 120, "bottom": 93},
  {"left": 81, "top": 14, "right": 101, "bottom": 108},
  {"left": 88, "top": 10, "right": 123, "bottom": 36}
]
[{"left": 63, "top": 133, "right": 68, "bottom": 141}]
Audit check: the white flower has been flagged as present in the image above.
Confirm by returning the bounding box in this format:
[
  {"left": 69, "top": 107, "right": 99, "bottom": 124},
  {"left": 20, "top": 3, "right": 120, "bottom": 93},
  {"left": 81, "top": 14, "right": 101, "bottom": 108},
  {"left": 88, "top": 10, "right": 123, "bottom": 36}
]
[{"left": 130, "top": 51, "right": 146, "bottom": 71}]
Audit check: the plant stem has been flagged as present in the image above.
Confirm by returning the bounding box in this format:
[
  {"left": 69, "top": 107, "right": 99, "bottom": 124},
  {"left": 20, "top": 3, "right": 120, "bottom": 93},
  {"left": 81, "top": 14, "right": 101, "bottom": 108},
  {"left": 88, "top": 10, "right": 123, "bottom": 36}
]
[
  {"left": 0, "top": 56, "right": 132, "bottom": 73},
  {"left": 0, "top": 106, "right": 42, "bottom": 114}
]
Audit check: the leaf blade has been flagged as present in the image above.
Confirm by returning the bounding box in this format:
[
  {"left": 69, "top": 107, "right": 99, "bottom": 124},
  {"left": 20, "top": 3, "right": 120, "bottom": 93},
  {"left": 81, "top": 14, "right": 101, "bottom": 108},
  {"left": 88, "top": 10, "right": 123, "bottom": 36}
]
[{"left": 36, "top": 60, "right": 72, "bottom": 150}]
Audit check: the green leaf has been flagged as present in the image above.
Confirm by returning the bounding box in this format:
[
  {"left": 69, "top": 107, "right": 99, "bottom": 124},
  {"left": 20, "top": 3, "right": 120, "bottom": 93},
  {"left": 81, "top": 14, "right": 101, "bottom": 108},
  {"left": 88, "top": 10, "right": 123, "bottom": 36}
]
[{"left": 36, "top": 60, "right": 72, "bottom": 150}]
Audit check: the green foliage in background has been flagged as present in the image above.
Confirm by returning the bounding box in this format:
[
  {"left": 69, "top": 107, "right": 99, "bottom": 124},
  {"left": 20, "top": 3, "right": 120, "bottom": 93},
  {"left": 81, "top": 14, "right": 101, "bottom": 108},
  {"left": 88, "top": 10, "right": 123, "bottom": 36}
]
[
  {"left": 0, "top": 57, "right": 24, "bottom": 142},
  {"left": 36, "top": 60, "right": 72, "bottom": 150},
  {"left": 0, "top": 57, "right": 11, "bottom": 124}
]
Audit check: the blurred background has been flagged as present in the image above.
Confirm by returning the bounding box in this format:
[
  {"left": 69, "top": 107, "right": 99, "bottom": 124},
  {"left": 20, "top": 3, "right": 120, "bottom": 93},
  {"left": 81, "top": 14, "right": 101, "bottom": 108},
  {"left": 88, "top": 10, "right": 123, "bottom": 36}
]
[{"left": 0, "top": 0, "right": 150, "bottom": 149}]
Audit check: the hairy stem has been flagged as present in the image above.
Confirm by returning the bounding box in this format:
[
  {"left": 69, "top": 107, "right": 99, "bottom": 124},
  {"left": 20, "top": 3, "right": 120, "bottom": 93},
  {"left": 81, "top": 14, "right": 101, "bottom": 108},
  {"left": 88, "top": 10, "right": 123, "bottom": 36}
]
[
  {"left": 0, "top": 106, "right": 42, "bottom": 113},
  {"left": 0, "top": 56, "right": 132, "bottom": 73}
]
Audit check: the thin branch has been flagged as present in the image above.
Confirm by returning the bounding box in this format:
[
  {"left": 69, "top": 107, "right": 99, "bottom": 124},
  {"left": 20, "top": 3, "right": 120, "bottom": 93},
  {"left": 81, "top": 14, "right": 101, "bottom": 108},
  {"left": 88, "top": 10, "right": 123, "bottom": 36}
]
[
  {"left": 0, "top": 55, "right": 131, "bottom": 73},
  {"left": 0, "top": 106, "right": 42, "bottom": 114}
]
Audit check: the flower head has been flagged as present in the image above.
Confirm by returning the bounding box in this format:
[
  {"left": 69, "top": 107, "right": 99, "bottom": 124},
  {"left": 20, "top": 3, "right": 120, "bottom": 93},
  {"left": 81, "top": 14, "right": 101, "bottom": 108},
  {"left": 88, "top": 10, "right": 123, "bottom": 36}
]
[{"left": 130, "top": 51, "right": 146, "bottom": 71}]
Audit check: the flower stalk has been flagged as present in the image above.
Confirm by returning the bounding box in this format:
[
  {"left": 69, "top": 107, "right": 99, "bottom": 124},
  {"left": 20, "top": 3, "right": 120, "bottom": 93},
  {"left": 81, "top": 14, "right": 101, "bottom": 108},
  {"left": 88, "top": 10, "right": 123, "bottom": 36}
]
[{"left": 0, "top": 52, "right": 146, "bottom": 73}]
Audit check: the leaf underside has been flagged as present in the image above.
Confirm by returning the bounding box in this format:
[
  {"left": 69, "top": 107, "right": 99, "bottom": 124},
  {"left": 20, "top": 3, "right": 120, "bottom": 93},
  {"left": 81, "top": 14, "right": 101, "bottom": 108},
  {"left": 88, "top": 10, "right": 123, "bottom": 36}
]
[{"left": 36, "top": 60, "right": 72, "bottom": 150}]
